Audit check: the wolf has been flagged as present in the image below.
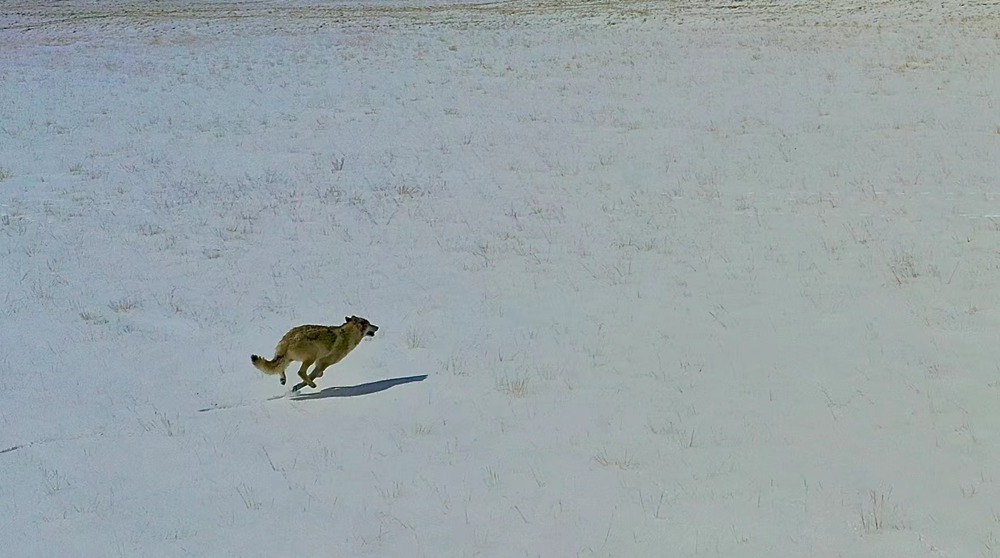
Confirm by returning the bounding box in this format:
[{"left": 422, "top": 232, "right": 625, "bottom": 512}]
[{"left": 251, "top": 316, "right": 379, "bottom": 390}]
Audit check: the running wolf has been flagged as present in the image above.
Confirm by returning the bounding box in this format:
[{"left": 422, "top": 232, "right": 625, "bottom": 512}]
[{"left": 251, "top": 316, "right": 379, "bottom": 390}]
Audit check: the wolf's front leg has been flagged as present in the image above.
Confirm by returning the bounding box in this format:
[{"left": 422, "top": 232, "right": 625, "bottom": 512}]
[{"left": 307, "top": 359, "right": 333, "bottom": 383}]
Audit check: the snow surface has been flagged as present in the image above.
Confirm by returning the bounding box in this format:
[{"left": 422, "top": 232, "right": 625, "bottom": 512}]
[{"left": 1, "top": 1, "right": 999, "bottom": 556}]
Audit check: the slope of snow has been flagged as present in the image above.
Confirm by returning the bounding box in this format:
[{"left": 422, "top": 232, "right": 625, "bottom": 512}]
[{"left": 2, "top": 2, "right": 999, "bottom": 556}]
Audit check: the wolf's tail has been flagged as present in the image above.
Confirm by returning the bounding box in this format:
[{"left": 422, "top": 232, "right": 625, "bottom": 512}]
[{"left": 251, "top": 353, "right": 287, "bottom": 376}]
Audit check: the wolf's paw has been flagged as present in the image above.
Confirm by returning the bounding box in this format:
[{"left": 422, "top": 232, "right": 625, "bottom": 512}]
[{"left": 280, "top": 377, "right": 286, "bottom": 385}]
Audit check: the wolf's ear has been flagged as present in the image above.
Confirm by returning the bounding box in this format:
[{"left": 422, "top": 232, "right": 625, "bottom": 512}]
[{"left": 345, "top": 316, "right": 351, "bottom": 322}]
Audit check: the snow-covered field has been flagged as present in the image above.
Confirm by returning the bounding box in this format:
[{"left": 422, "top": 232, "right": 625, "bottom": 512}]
[{"left": 2, "top": 1, "right": 999, "bottom": 556}]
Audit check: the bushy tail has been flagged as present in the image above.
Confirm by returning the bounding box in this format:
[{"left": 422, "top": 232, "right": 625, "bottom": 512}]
[{"left": 251, "top": 353, "right": 287, "bottom": 376}]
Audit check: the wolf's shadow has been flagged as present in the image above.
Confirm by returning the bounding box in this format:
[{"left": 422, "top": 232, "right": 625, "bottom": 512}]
[{"left": 291, "top": 375, "right": 427, "bottom": 401}]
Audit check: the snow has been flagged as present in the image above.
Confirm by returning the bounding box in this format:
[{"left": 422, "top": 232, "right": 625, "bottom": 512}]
[{"left": 1, "top": 1, "right": 998, "bottom": 556}]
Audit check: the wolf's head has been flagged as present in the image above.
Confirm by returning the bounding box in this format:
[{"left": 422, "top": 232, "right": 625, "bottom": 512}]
[{"left": 345, "top": 315, "right": 379, "bottom": 337}]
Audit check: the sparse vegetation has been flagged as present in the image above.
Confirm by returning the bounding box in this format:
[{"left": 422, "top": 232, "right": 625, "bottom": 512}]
[
  {"left": 108, "top": 297, "right": 142, "bottom": 313},
  {"left": 496, "top": 375, "right": 529, "bottom": 398},
  {"left": 235, "top": 484, "right": 263, "bottom": 510},
  {"left": 406, "top": 327, "right": 424, "bottom": 349},
  {"left": 886, "top": 247, "right": 919, "bottom": 285},
  {"left": 860, "top": 489, "right": 906, "bottom": 534},
  {"left": 2, "top": 2, "right": 996, "bottom": 556},
  {"left": 593, "top": 448, "right": 637, "bottom": 470}
]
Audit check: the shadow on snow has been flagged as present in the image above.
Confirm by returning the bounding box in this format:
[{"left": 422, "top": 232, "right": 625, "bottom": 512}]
[{"left": 290, "top": 374, "right": 428, "bottom": 401}]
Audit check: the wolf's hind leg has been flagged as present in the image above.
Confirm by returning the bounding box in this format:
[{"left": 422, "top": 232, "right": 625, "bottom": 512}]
[
  {"left": 274, "top": 355, "right": 290, "bottom": 385},
  {"left": 297, "top": 359, "right": 317, "bottom": 389}
]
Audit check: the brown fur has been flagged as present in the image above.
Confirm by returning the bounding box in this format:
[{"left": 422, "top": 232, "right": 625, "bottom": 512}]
[{"left": 251, "top": 316, "right": 378, "bottom": 390}]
